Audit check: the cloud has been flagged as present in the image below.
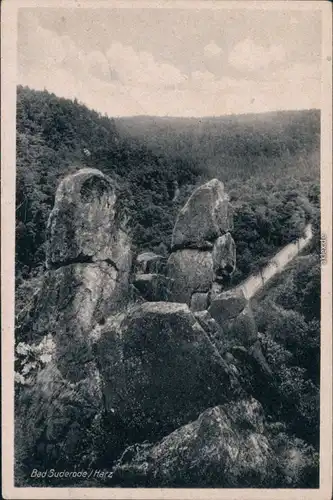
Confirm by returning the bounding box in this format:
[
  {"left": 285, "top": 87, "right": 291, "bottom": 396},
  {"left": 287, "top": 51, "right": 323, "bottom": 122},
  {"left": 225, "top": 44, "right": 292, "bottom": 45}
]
[
  {"left": 190, "top": 70, "right": 216, "bottom": 89},
  {"left": 18, "top": 13, "right": 320, "bottom": 117},
  {"left": 229, "top": 38, "right": 286, "bottom": 72},
  {"left": 19, "top": 14, "right": 187, "bottom": 90},
  {"left": 105, "top": 42, "right": 187, "bottom": 87},
  {"left": 204, "top": 41, "right": 223, "bottom": 58}
]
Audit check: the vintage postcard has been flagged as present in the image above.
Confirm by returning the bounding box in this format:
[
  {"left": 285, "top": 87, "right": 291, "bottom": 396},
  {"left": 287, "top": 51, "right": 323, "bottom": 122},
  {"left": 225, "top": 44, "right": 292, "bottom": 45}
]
[{"left": 1, "top": 0, "right": 332, "bottom": 498}]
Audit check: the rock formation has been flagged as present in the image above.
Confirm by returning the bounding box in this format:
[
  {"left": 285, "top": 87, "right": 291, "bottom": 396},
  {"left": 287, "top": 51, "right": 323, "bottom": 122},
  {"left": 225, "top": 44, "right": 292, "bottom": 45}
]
[
  {"left": 16, "top": 168, "right": 132, "bottom": 467},
  {"left": 16, "top": 169, "right": 317, "bottom": 487},
  {"left": 97, "top": 301, "right": 238, "bottom": 442},
  {"left": 167, "top": 179, "right": 236, "bottom": 312},
  {"left": 112, "top": 397, "right": 316, "bottom": 488}
]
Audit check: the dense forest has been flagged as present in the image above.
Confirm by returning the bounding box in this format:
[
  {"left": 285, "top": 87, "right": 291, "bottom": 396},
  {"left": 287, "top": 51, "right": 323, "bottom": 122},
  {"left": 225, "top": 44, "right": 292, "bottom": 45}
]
[
  {"left": 15, "top": 85, "right": 321, "bottom": 485},
  {"left": 251, "top": 248, "right": 321, "bottom": 448},
  {"left": 16, "top": 86, "right": 320, "bottom": 287}
]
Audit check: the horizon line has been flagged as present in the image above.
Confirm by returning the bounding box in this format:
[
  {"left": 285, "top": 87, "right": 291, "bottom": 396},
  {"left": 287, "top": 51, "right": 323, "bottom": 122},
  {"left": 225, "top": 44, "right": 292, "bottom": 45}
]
[{"left": 17, "top": 84, "right": 320, "bottom": 120}]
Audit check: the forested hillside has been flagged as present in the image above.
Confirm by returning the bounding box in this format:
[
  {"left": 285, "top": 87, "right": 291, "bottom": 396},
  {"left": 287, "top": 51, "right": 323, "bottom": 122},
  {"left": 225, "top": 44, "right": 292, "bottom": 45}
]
[
  {"left": 116, "top": 111, "right": 320, "bottom": 183},
  {"left": 16, "top": 86, "right": 320, "bottom": 289},
  {"left": 250, "top": 249, "right": 321, "bottom": 448}
]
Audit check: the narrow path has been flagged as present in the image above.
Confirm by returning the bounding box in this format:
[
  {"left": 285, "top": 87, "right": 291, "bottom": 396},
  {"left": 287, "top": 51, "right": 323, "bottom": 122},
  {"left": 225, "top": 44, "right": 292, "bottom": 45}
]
[{"left": 236, "top": 223, "right": 313, "bottom": 300}]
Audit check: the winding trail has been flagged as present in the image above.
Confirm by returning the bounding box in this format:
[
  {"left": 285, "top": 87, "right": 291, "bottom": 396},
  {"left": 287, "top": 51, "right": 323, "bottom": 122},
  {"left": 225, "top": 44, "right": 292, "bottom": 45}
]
[{"left": 236, "top": 223, "right": 313, "bottom": 300}]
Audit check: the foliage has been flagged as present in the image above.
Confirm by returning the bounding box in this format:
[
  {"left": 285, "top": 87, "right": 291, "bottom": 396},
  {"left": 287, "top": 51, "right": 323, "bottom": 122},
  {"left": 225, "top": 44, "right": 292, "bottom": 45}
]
[
  {"left": 270, "top": 431, "right": 319, "bottom": 487},
  {"left": 15, "top": 334, "right": 55, "bottom": 386},
  {"left": 253, "top": 249, "right": 321, "bottom": 447}
]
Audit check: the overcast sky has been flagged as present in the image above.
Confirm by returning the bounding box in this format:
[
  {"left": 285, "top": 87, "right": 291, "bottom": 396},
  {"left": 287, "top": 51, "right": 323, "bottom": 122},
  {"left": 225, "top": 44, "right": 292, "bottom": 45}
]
[{"left": 17, "top": 6, "right": 322, "bottom": 117}]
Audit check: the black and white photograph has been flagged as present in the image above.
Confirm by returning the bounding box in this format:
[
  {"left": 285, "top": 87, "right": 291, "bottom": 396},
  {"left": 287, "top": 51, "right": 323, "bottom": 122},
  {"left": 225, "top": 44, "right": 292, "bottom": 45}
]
[{"left": 1, "top": 1, "right": 332, "bottom": 498}]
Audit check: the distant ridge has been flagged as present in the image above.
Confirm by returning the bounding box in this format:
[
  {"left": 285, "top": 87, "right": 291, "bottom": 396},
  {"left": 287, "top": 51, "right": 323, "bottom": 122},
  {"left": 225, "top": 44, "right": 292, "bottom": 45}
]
[{"left": 116, "top": 108, "right": 320, "bottom": 121}]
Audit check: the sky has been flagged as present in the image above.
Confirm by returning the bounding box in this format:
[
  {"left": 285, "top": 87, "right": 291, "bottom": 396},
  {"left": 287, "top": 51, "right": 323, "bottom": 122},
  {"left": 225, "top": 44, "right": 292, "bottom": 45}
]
[{"left": 17, "top": 6, "right": 322, "bottom": 117}]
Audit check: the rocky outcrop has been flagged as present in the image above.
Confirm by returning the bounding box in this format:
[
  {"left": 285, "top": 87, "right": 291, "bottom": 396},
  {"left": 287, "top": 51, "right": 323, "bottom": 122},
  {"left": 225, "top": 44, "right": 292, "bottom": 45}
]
[
  {"left": 16, "top": 168, "right": 132, "bottom": 468},
  {"left": 167, "top": 179, "right": 236, "bottom": 311},
  {"left": 17, "top": 172, "right": 306, "bottom": 487},
  {"left": 28, "top": 170, "right": 132, "bottom": 342},
  {"left": 112, "top": 397, "right": 317, "bottom": 488},
  {"left": 96, "top": 301, "right": 236, "bottom": 441},
  {"left": 17, "top": 361, "right": 103, "bottom": 470}
]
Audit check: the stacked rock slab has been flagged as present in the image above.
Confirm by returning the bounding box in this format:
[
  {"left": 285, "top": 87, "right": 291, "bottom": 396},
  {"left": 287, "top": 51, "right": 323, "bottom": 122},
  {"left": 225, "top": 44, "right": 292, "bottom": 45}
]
[
  {"left": 167, "top": 178, "right": 266, "bottom": 359},
  {"left": 167, "top": 179, "right": 236, "bottom": 312},
  {"left": 18, "top": 168, "right": 132, "bottom": 466},
  {"left": 31, "top": 168, "right": 133, "bottom": 342}
]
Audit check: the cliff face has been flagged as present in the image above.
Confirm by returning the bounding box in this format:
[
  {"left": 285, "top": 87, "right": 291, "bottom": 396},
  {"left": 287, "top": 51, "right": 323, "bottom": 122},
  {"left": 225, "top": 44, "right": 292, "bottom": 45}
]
[{"left": 15, "top": 169, "right": 318, "bottom": 487}]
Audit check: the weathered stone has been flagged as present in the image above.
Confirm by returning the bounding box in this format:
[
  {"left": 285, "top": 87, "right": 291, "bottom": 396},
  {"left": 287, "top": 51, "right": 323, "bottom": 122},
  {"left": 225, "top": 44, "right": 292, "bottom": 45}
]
[
  {"left": 25, "top": 262, "right": 120, "bottom": 343},
  {"left": 133, "top": 274, "right": 171, "bottom": 302},
  {"left": 208, "top": 288, "right": 247, "bottom": 324},
  {"left": 171, "top": 179, "right": 233, "bottom": 250},
  {"left": 112, "top": 398, "right": 274, "bottom": 487},
  {"left": 112, "top": 396, "right": 318, "bottom": 488},
  {"left": 167, "top": 250, "right": 213, "bottom": 304},
  {"left": 28, "top": 168, "right": 133, "bottom": 346},
  {"left": 135, "top": 252, "right": 167, "bottom": 275},
  {"left": 190, "top": 292, "right": 208, "bottom": 312},
  {"left": 97, "top": 302, "right": 234, "bottom": 441},
  {"left": 212, "top": 232, "right": 236, "bottom": 281},
  {"left": 15, "top": 169, "right": 134, "bottom": 477},
  {"left": 46, "top": 168, "right": 122, "bottom": 267}
]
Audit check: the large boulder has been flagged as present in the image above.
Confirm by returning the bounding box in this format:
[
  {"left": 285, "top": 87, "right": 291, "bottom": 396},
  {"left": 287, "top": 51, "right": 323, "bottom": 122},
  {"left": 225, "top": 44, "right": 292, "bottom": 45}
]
[
  {"left": 111, "top": 398, "right": 271, "bottom": 487},
  {"left": 96, "top": 302, "right": 234, "bottom": 441},
  {"left": 212, "top": 232, "right": 236, "bottom": 282},
  {"left": 167, "top": 249, "right": 214, "bottom": 304},
  {"left": 28, "top": 168, "right": 133, "bottom": 345},
  {"left": 208, "top": 288, "right": 247, "bottom": 323},
  {"left": 46, "top": 168, "right": 122, "bottom": 267},
  {"left": 171, "top": 179, "right": 233, "bottom": 251},
  {"left": 112, "top": 397, "right": 319, "bottom": 488}
]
